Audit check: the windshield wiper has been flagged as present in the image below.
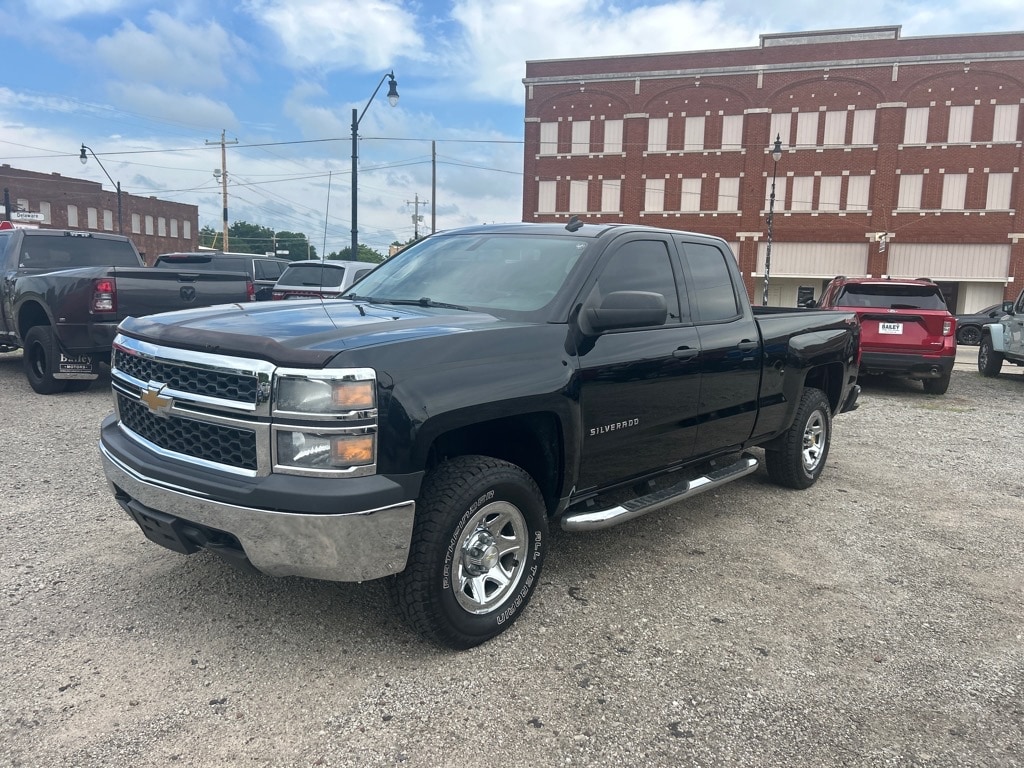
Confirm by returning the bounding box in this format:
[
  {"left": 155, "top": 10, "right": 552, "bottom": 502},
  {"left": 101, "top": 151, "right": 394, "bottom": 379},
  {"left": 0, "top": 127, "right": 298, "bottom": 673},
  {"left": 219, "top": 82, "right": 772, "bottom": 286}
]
[{"left": 373, "top": 297, "right": 471, "bottom": 311}]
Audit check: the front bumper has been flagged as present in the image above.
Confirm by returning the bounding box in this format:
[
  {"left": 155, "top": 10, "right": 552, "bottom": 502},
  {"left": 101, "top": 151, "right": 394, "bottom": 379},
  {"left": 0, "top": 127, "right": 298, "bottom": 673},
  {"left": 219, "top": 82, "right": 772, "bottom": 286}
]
[
  {"left": 859, "top": 351, "right": 955, "bottom": 379},
  {"left": 100, "top": 426, "right": 418, "bottom": 583}
]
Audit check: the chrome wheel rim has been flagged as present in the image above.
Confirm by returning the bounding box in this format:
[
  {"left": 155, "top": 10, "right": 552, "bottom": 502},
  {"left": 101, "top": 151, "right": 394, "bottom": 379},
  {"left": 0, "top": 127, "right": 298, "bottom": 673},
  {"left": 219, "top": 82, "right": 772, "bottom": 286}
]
[
  {"left": 455, "top": 501, "right": 528, "bottom": 615},
  {"left": 802, "top": 409, "right": 827, "bottom": 473}
]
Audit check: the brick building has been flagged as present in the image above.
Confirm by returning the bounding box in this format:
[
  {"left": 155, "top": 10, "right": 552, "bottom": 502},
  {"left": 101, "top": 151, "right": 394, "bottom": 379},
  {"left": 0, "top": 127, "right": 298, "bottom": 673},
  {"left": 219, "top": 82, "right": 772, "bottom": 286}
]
[
  {"left": 522, "top": 26, "right": 1024, "bottom": 311},
  {"left": 1, "top": 165, "right": 198, "bottom": 264}
]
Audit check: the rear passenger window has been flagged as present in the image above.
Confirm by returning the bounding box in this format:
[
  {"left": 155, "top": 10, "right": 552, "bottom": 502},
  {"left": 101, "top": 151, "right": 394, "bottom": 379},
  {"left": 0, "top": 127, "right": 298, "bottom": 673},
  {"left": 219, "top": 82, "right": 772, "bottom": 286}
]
[{"left": 682, "top": 243, "right": 740, "bottom": 322}]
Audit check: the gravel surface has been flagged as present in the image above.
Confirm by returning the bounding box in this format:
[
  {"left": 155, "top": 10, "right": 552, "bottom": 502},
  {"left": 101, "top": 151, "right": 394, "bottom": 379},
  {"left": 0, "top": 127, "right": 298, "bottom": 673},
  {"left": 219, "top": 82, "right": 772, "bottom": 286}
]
[{"left": 1, "top": 348, "right": 1022, "bottom": 768}]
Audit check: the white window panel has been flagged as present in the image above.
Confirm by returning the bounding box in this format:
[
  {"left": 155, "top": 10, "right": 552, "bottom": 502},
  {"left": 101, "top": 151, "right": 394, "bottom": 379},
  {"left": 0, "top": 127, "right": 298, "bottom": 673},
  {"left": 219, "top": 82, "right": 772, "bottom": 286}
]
[
  {"left": 852, "top": 110, "right": 876, "bottom": 145},
  {"left": 790, "top": 177, "right": 814, "bottom": 211},
  {"left": 941, "top": 173, "right": 967, "bottom": 209},
  {"left": 601, "top": 180, "right": 621, "bottom": 212},
  {"left": 985, "top": 173, "right": 1012, "bottom": 210},
  {"left": 571, "top": 121, "right": 591, "bottom": 154},
  {"left": 764, "top": 176, "right": 787, "bottom": 211},
  {"left": 538, "top": 180, "right": 557, "bottom": 213},
  {"left": 67, "top": 205, "right": 78, "bottom": 228},
  {"left": 721, "top": 115, "right": 743, "bottom": 149},
  {"left": 158, "top": 217, "right": 167, "bottom": 237},
  {"left": 87, "top": 207, "right": 98, "bottom": 229},
  {"left": 684, "top": 116, "right": 705, "bottom": 151},
  {"left": 718, "top": 177, "right": 740, "bottom": 212},
  {"left": 103, "top": 210, "right": 113, "bottom": 230},
  {"left": 183, "top": 220, "right": 191, "bottom": 239},
  {"left": 145, "top": 215, "right": 154, "bottom": 235},
  {"left": 648, "top": 118, "right": 668, "bottom": 152},
  {"left": 819, "top": 177, "right": 841, "bottom": 211},
  {"left": 898, "top": 174, "right": 923, "bottom": 209},
  {"left": 170, "top": 219, "right": 179, "bottom": 238},
  {"left": 569, "top": 179, "right": 589, "bottom": 212},
  {"left": 539, "top": 122, "right": 558, "bottom": 155},
  {"left": 903, "top": 107, "right": 929, "bottom": 144},
  {"left": 947, "top": 106, "right": 974, "bottom": 143},
  {"left": 680, "top": 178, "right": 702, "bottom": 212},
  {"left": 769, "top": 113, "right": 791, "bottom": 147},
  {"left": 846, "top": 176, "right": 871, "bottom": 211},
  {"left": 131, "top": 213, "right": 141, "bottom": 234},
  {"left": 796, "top": 112, "right": 819, "bottom": 147},
  {"left": 823, "top": 112, "right": 846, "bottom": 145},
  {"left": 39, "top": 201, "right": 51, "bottom": 224},
  {"left": 603, "top": 119, "right": 623, "bottom": 153},
  {"left": 993, "top": 104, "right": 1019, "bottom": 142},
  {"left": 644, "top": 178, "right": 665, "bottom": 211}
]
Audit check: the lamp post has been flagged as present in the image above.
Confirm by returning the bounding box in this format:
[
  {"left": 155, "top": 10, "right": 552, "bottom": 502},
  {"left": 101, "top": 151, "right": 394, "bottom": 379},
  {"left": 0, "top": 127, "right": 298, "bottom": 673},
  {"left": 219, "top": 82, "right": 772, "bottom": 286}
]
[
  {"left": 762, "top": 133, "right": 783, "bottom": 306},
  {"left": 79, "top": 144, "right": 122, "bottom": 234},
  {"left": 351, "top": 71, "right": 399, "bottom": 259}
]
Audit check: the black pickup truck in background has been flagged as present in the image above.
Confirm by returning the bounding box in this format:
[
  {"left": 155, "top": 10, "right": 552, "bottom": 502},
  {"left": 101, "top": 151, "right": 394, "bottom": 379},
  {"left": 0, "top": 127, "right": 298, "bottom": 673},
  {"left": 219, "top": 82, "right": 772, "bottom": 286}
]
[
  {"left": 153, "top": 251, "right": 291, "bottom": 301},
  {"left": 99, "top": 222, "right": 861, "bottom": 648},
  {"left": 0, "top": 228, "right": 255, "bottom": 394}
]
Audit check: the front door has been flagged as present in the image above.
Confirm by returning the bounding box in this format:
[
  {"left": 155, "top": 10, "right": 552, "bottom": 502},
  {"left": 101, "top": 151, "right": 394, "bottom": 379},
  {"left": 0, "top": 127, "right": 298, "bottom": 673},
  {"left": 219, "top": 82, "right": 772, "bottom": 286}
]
[{"left": 575, "top": 235, "right": 702, "bottom": 492}]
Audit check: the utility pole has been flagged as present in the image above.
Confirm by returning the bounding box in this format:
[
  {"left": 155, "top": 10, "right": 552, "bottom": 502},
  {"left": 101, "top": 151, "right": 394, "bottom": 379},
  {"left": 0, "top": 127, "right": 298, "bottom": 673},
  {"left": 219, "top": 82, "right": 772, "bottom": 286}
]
[
  {"left": 206, "top": 130, "right": 238, "bottom": 251},
  {"left": 406, "top": 193, "right": 429, "bottom": 240}
]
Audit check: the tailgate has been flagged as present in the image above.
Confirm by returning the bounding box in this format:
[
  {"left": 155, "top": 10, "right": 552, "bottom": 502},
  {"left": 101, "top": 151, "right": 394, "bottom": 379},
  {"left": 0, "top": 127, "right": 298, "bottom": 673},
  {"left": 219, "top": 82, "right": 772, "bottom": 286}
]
[
  {"left": 112, "top": 269, "right": 251, "bottom": 317},
  {"left": 857, "top": 309, "right": 951, "bottom": 352}
]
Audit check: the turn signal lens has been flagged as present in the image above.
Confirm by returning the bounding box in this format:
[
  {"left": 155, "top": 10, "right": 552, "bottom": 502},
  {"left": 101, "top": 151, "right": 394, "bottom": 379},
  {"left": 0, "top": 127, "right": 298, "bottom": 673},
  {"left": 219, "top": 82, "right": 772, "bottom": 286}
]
[
  {"left": 942, "top": 320, "right": 953, "bottom": 336},
  {"left": 331, "top": 435, "right": 375, "bottom": 465}
]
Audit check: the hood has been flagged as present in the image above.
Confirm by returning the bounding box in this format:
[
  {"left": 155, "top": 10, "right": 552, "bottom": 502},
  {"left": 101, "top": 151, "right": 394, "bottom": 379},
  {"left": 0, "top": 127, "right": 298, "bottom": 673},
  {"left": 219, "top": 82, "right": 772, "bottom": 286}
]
[{"left": 118, "top": 299, "right": 514, "bottom": 367}]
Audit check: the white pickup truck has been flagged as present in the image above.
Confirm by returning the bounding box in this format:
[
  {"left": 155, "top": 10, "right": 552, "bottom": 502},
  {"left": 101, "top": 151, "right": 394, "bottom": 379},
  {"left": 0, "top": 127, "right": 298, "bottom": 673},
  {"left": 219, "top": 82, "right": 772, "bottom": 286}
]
[{"left": 978, "top": 288, "right": 1024, "bottom": 376}]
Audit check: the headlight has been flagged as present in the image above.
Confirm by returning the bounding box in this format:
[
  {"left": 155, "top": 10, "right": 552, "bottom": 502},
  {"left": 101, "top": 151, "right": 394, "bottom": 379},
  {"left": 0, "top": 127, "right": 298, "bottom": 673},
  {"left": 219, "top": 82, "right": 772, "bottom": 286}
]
[
  {"left": 275, "top": 370, "right": 376, "bottom": 416},
  {"left": 275, "top": 430, "right": 375, "bottom": 473}
]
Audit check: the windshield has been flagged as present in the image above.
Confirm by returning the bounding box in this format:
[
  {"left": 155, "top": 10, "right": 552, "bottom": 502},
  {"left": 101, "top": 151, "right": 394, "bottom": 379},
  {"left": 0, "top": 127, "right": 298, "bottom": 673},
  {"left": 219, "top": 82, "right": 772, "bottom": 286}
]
[
  {"left": 344, "top": 233, "right": 587, "bottom": 312},
  {"left": 18, "top": 235, "right": 140, "bottom": 269},
  {"left": 836, "top": 284, "right": 948, "bottom": 310},
  {"left": 278, "top": 264, "right": 345, "bottom": 288}
]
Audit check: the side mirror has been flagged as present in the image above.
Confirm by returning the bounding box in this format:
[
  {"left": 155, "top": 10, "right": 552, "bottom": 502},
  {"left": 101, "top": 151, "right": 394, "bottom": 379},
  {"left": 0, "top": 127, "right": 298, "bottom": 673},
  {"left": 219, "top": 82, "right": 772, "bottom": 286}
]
[
  {"left": 581, "top": 290, "right": 668, "bottom": 334},
  {"left": 800, "top": 298, "right": 817, "bottom": 308},
  {"left": 1002, "top": 301, "right": 1014, "bottom": 315}
]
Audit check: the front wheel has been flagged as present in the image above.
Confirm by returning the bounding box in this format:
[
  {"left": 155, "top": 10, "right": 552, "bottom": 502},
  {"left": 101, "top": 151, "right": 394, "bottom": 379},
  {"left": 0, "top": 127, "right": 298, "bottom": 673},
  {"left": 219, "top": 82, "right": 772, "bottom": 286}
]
[
  {"left": 391, "top": 456, "right": 548, "bottom": 650},
  {"left": 978, "top": 337, "right": 1003, "bottom": 378},
  {"left": 23, "top": 326, "right": 67, "bottom": 395},
  {"left": 765, "top": 388, "right": 832, "bottom": 490}
]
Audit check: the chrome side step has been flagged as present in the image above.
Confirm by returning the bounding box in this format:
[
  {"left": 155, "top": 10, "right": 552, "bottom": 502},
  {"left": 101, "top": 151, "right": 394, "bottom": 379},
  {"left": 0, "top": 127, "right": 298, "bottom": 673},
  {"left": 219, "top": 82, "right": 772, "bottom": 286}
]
[{"left": 560, "top": 453, "right": 760, "bottom": 532}]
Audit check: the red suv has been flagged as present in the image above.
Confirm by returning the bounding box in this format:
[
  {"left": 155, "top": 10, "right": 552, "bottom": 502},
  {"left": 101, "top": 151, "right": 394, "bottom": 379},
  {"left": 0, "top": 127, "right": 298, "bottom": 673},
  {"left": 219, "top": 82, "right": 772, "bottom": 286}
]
[{"left": 814, "top": 277, "right": 956, "bottom": 394}]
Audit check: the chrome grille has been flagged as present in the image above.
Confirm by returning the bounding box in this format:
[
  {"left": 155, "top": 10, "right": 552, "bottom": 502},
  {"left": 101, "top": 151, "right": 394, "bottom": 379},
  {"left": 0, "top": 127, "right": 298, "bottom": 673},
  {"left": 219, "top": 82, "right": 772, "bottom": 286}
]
[
  {"left": 113, "top": 347, "right": 259, "bottom": 404},
  {"left": 117, "top": 394, "right": 258, "bottom": 471}
]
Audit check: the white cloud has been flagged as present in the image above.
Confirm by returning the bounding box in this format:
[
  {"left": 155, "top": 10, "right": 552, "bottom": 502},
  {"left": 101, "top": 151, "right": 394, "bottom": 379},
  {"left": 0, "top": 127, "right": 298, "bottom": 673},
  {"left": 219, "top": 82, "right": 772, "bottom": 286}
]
[
  {"left": 105, "top": 82, "right": 237, "bottom": 130},
  {"left": 22, "top": 0, "right": 131, "bottom": 21},
  {"left": 95, "top": 11, "right": 249, "bottom": 90},
  {"left": 246, "top": 0, "right": 425, "bottom": 71}
]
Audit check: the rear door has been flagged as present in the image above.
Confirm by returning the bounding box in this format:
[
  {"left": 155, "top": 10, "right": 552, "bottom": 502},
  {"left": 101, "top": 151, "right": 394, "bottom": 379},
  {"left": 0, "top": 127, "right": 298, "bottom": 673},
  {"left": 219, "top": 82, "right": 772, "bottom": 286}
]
[
  {"left": 837, "top": 283, "right": 950, "bottom": 352},
  {"left": 1007, "top": 291, "right": 1024, "bottom": 357}
]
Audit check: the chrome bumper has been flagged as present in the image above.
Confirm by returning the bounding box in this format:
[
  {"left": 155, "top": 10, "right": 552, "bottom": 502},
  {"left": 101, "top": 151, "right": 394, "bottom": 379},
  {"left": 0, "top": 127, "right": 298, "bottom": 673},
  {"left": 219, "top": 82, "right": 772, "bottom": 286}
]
[{"left": 100, "top": 443, "right": 415, "bottom": 582}]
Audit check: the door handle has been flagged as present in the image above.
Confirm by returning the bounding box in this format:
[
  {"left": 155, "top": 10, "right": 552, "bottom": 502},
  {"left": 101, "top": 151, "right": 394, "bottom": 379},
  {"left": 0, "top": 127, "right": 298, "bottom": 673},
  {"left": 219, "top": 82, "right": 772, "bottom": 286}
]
[
  {"left": 737, "top": 340, "right": 759, "bottom": 352},
  {"left": 673, "top": 346, "right": 699, "bottom": 360}
]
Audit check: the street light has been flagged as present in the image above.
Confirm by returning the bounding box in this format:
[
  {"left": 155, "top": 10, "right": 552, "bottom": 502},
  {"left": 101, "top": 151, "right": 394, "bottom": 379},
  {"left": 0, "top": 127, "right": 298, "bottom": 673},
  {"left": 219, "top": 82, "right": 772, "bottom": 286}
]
[
  {"left": 80, "top": 143, "right": 123, "bottom": 234},
  {"left": 761, "top": 133, "right": 784, "bottom": 306},
  {"left": 351, "top": 71, "right": 399, "bottom": 258}
]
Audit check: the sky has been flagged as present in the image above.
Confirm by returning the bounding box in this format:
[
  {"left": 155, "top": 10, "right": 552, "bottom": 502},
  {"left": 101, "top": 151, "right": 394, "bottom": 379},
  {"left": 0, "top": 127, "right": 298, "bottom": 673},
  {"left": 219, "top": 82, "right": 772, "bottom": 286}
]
[{"left": 1, "top": 1, "right": 1023, "bottom": 256}]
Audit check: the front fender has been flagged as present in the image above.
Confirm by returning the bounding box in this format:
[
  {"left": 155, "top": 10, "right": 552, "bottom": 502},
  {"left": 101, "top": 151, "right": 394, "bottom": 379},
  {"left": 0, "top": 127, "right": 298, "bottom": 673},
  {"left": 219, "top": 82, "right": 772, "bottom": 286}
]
[{"left": 984, "top": 322, "right": 1009, "bottom": 352}]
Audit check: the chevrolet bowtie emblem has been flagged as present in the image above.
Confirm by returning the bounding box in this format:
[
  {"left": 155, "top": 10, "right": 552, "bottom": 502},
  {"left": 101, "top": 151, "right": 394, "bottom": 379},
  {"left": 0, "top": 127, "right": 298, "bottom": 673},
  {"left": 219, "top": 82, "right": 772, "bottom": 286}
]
[{"left": 141, "top": 382, "right": 173, "bottom": 416}]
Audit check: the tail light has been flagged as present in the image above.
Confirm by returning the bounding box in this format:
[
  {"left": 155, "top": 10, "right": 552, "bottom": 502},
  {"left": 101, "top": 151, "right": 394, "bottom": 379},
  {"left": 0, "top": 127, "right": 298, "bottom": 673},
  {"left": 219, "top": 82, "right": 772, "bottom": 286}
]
[
  {"left": 247, "top": 279, "right": 256, "bottom": 302},
  {"left": 942, "top": 319, "right": 954, "bottom": 336},
  {"left": 92, "top": 278, "right": 116, "bottom": 312}
]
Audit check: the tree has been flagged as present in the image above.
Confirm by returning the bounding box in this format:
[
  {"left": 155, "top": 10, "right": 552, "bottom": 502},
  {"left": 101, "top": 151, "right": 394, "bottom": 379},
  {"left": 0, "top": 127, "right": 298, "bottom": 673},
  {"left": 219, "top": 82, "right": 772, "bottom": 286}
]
[
  {"left": 327, "top": 244, "right": 385, "bottom": 263},
  {"left": 273, "top": 231, "right": 317, "bottom": 261}
]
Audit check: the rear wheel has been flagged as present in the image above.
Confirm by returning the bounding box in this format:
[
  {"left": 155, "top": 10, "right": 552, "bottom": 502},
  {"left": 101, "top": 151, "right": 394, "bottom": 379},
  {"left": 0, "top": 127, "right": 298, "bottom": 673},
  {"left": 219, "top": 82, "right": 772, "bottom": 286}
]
[
  {"left": 765, "top": 388, "right": 831, "bottom": 490},
  {"left": 390, "top": 456, "right": 548, "bottom": 649},
  {"left": 23, "top": 326, "right": 67, "bottom": 395},
  {"left": 956, "top": 325, "right": 981, "bottom": 345},
  {"left": 978, "top": 337, "right": 1003, "bottom": 378},
  {"left": 922, "top": 372, "right": 951, "bottom": 395}
]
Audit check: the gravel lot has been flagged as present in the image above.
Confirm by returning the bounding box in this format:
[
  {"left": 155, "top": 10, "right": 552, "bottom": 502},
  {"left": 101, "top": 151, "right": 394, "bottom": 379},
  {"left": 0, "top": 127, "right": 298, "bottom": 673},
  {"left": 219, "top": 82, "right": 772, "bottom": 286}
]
[{"left": 2, "top": 347, "right": 1022, "bottom": 768}]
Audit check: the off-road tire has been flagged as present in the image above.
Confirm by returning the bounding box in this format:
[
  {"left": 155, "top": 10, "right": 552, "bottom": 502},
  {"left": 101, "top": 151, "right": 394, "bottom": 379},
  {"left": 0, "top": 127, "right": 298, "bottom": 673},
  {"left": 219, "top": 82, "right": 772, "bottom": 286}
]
[
  {"left": 390, "top": 456, "right": 548, "bottom": 650},
  {"left": 23, "top": 326, "right": 67, "bottom": 395},
  {"left": 978, "top": 336, "right": 1003, "bottom": 378},
  {"left": 765, "top": 388, "right": 832, "bottom": 490}
]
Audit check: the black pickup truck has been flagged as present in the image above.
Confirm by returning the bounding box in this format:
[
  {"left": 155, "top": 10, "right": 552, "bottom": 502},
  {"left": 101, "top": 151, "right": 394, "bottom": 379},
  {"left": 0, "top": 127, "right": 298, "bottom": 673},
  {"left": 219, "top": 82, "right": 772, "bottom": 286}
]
[
  {"left": 98, "top": 222, "right": 861, "bottom": 648},
  {"left": 0, "top": 228, "right": 254, "bottom": 393}
]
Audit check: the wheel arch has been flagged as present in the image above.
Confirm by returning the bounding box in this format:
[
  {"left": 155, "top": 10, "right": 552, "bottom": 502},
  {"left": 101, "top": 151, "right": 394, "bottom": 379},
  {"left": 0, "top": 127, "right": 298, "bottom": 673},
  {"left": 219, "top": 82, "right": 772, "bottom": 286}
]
[
  {"left": 802, "top": 361, "right": 845, "bottom": 414},
  {"left": 16, "top": 298, "right": 53, "bottom": 343}
]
